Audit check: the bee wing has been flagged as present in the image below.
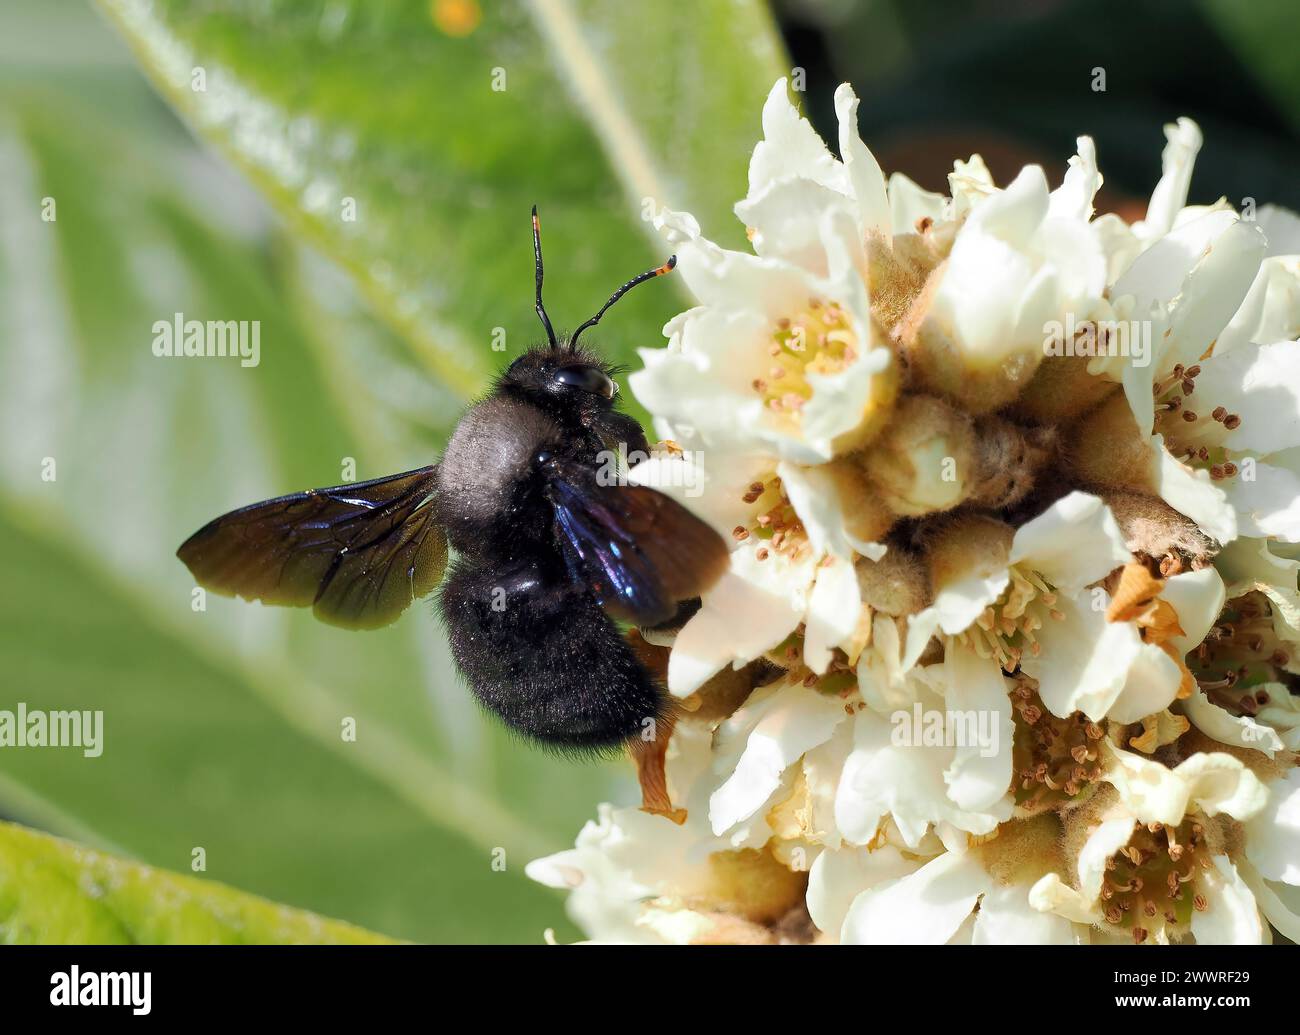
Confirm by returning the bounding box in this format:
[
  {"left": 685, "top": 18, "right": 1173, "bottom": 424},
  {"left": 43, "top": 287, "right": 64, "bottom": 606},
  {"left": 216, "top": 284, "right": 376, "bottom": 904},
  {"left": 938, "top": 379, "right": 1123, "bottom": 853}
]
[
  {"left": 177, "top": 465, "right": 447, "bottom": 630},
  {"left": 545, "top": 458, "right": 728, "bottom": 627}
]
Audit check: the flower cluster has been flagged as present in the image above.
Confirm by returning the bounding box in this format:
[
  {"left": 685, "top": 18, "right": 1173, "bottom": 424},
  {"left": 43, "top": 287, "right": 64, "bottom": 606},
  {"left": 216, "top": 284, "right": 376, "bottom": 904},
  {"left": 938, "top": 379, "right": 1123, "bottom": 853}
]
[{"left": 528, "top": 80, "right": 1300, "bottom": 944}]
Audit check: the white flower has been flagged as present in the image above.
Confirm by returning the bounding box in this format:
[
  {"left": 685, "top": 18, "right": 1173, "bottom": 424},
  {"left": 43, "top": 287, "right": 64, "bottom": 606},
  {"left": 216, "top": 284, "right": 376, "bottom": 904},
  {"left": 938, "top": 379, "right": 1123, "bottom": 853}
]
[
  {"left": 921, "top": 151, "right": 1108, "bottom": 368},
  {"left": 631, "top": 203, "right": 894, "bottom": 465},
  {"left": 737, "top": 80, "right": 889, "bottom": 273},
  {"left": 651, "top": 437, "right": 901, "bottom": 698},
  {"left": 903, "top": 492, "right": 1224, "bottom": 723},
  {"left": 1024, "top": 743, "right": 1300, "bottom": 946},
  {"left": 1182, "top": 538, "right": 1300, "bottom": 755},
  {"left": 1117, "top": 329, "right": 1300, "bottom": 546},
  {"left": 531, "top": 79, "right": 1300, "bottom": 947},
  {"left": 805, "top": 844, "right": 927, "bottom": 942},
  {"left": 1074, "top": 118, "right": 1300, "bottom": 549},
  {"left": 834, "top": 660, "right": 1013, "bottom": 851},
  {"left": 708, "top": 677, "right": 849, "bottom": 838},
  {"left": 840, "top": 846, "right": 1086, "bottom": 945},
  {"left": 526, "top": 722, "right": 811, "bottom": 944},
  {"left": 1029, "top": 749, "right": 1300, "bottom": 943},
  {"left": 525, "top": 802, "right": 703, "bottom": 944}
]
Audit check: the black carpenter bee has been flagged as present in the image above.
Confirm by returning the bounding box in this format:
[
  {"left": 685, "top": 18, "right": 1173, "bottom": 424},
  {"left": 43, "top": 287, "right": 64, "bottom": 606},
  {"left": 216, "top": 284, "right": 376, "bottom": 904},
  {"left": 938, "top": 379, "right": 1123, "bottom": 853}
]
[{"left": 177, "top": 209, "right": 728, "bottom": 753}]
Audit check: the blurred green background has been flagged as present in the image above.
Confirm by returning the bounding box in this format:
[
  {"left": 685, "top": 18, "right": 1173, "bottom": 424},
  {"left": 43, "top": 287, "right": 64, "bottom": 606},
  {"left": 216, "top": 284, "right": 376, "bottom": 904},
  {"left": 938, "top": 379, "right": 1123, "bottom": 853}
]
[{"left": 0, "top": 0, "right": 1294, "bottom": 943}]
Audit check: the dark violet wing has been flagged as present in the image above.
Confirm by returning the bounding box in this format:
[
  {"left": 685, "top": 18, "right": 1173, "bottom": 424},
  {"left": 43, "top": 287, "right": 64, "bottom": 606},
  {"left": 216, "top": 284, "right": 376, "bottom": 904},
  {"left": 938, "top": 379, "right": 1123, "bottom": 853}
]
[
  {"left": 177, "top": 465, "right": 447, "bottom": 630},
  {"left": 545, "top": 459, "right": 729, "bottom": 627}
]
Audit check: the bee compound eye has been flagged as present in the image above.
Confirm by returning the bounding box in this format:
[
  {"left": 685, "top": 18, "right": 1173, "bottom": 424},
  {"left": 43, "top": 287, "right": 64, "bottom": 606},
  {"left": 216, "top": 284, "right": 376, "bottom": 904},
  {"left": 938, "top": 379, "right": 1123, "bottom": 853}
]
[{"left": 553, "top": 364, "right": 615, "bottom": 400}]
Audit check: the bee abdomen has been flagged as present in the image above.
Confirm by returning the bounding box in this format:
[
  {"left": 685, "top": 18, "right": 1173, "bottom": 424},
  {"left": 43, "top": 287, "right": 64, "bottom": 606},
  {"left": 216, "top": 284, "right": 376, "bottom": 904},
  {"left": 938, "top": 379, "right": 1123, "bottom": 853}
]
[{"left": 438, "top": 558, "right": 664, "bottom": 754}]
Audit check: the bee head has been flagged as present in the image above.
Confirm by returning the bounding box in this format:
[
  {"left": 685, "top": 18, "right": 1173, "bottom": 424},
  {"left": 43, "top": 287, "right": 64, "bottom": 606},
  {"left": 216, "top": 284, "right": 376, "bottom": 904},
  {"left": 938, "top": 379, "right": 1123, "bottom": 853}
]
[
  {"left": 501, "top": 345, "right": 618, "bottom": 406},
  {"left": 518, "top": 205, "right": 673, "bottom": 409}
]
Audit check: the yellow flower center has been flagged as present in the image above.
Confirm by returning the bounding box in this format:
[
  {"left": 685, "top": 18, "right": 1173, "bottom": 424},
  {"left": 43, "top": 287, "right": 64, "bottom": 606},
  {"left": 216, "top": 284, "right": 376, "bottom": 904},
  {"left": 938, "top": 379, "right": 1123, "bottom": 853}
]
[
  {"left": 1152, "top": 363, "right": 1246, "bottom": 483},
  {"left": 750, "top": 298, "right": 860, "bottom": 424},
  {"left": 1188, "top": 591, "right": 1291, "bottom": 717},
  {"left": 1101, "top": 817, "right": 1213, "bottom": 943},
  {"left": 761, "top": 626, "right": 858, "bottom": 695},
  {"left": 733, "top": 475, "right": 812, "bottom": 565},
  {"left": 1011, "top": 681, "right": 1105, "bottom": 814}
]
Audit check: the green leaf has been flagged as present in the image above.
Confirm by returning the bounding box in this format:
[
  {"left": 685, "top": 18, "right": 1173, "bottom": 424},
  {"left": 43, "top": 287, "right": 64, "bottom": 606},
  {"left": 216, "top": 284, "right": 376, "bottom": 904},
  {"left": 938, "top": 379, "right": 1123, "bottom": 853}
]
[
  {"left": 96, "top": 0, "right": 789, "bottom": 417},
  {"left": 0, "top": 81, "right": 595, "bottom": 943},
  {"left": 0, "top": 0, "right": 786, "bottom": 943},
  {"left": 1200, "top": 0, "right": 1300, "bottom": 131},
  {"left": 0, "top": 821, "right": 395, "bottom": 944}
]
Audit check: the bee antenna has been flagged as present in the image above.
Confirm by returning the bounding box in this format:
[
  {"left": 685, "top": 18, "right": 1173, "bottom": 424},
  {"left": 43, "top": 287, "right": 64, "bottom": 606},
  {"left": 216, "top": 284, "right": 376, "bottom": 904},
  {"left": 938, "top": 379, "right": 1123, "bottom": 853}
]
[
  {"left": 568, "top": 255, "right": 677, "bottom": 351},
  {"left": 532, "top": 206, "right": 558, "bottom": 349}
]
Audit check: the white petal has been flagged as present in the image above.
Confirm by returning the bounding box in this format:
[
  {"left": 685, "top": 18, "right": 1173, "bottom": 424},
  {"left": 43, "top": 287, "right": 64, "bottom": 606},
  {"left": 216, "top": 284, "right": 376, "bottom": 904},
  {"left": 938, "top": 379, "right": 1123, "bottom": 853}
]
[
  {"left": 708, "top": 682, "right": 847, "bottom": 835},
  {"left": 667, "top": 541, "right": 810, "bottom": 696},
  {"left": 1008, "top": 491, "right": 1131, "bottom": 589},
  {"left": 1260, "top": 204, "right": 1300, "bottom": 255},
  {"left": 525, "top": 803, "right": 703, "bottom": 943},
  {"left": 629, "top": 309, "right": 769, "bottom": 453},
  {"left": 806, "top": 845, "right": 920, "bottom": 941},
  {"left": 834, "top": 690, "right": 1009, "bottom": 849},
  {"left": 1192, "top": 856, "right": 1265, "bottom": 945},
  {"left": 803, "top": 554, "right": 863, "bottom": 674},
  {"left": 525, "top": 848, "right": 590, "bottom": 891},
  {"left": 1216, "top": 538, "right": 1300, "bottom": 640},
  {"left": 833, "top": 83, "right": 890, "bottom": 241},
  {"left": 929, "top": 167, "right": 1059, "bottom": 364},
  {"left": 1140, "top": 117, "right": 1202, "bottom": 239},
  {"left": 1119, "top": 301, "right": 1167, "bottom": 434},
  {"left": 1152, "top": 434, "right": 1238, "bottom": 544},
  {"left": 748, "top": 78, "right": 848, "bottom": 198},
  {"left": 1029, "top": 873, "right": 1100, "bottom": 925},
  {"left": 1160, "top": 219, "right": 1266, "bottom": 373},
  {"left": 803, "top": 719, "right": 855, "bottom": 848},
  {"left": 840, "top": 851, "right": 987, "bottom": 945},
  {"left": 734, "top": 176, "right": 857, "bottom": 277},
  {"left": 626, "top": 449, "right": 768, "bottom": 537},
  {"left": 1244, "top": 766, "right": 1300, "bottom": 884},
  {"left": 942, "top": 644, "right": 1013, "bottom": 812},
  {"left": 1109, "top": 747, "right": 1267, "bottom": 825},
  {"left": 634, "top": 907, "right": 714, "bottom": 945},
  {"left": 652, "top": 207, "right": 812, "bottom": 318},
  {"left": 887, "top": 171, "right": 946, "bottom": 236},
  {"left": 778, "top": 460, "right": 887, "bottom": 562},
  {"left": 912, "top": 550, "right": 1012, "bottom": 643},
  {"left": 1183, "top": 688, "right": 1287, "bottom": 757},
  {"left": 1094, "top": 212, "right": 1144, "bottom": 283},
  {"left": 1078, "top": 815, "right": 1140, "bottom": 900},
  {"left": 900, "top": 607, "right": 945, "bottom": 674},
  {"left": 1116, "top": 208, "right": 1237, "bottom": 316},
  {"left": 1238, "top": 857, "right": 1300, "bottom": 942},
  {"left": 1216, "top": 255, "right": 1300, "bottom": 355},
  {"left": 972, "top": 881, "right": 1083, "bottom": 945},
  {"left": 1223, "top": 458, "right": 1300, "bottom": 542},
  {"left": 1104, "top": 746, "right": 1193, "bottom": 826},
  {"left": 945, "top": 912, "right": 978, "bottom": 944},
  {"left": 1160, "top": 567, "right": 1226, "bottom": 655},
  {"left": 858, "top": 614, "right": 918, "bottom": 713},
  {"left": 948, "top": 154, "right": 996, "bottom": 216},
  {"left": 1176, "top": 751, "right": 1269, "bottom": 821},
  {"left": 1202, "top": 340, "right": 1300, "bottom": 455},
  {"left": 1048, "top": 136, "right": 1102, "bottom": 222},
  {"left": 798, "top": 212, "right": 896, "bottom": 459},
  {"left": 1106, "top": 640, "right": 1184, "bottom": 724},
  {"left": 1019, "top": 595, "right": 1147, "bottom": 720}
]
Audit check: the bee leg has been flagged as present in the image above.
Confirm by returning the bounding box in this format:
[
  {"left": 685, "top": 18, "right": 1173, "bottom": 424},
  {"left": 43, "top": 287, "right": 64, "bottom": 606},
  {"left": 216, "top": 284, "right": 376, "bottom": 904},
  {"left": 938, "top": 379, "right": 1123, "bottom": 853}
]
[
  {"left": 438, "top": 558, "right": 667, "bottom": 754},
  {"left": 622, "top": 630, "right": 687, "bottom": 823}
]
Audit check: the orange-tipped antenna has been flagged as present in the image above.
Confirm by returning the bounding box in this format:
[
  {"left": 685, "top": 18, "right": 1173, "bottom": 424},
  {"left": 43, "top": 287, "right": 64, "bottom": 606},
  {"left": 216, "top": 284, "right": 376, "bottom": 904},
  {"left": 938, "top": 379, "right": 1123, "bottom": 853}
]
[
  {"left": 568, "top": 255, "right": 677, "bottom": 351},
  {"left": 532, "top": 206, "right": 558, "bottom": 348}
]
